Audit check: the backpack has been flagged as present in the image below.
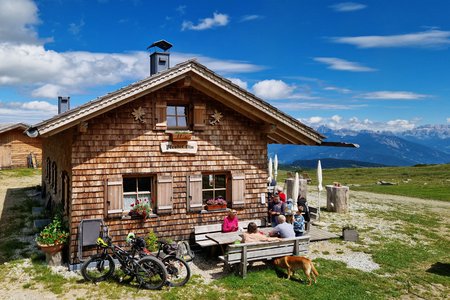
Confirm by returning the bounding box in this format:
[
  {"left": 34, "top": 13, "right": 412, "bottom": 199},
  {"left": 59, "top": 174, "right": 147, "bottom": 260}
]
[{"left": 176, "top": 240, "right": 195, "bottom": 262}]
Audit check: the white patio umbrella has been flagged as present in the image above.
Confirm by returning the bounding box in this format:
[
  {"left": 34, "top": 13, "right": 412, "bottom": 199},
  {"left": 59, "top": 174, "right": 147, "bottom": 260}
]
[
  {"left": 317, "top": 160, "right": 323, "bottom": 221},
  {"left": 293, "top": 172, "right": 299, "bottom": 211},
  {"left": 268, "top": 157, "right": 273, "bottom": 183},
  {"left": 274, "top": 154, "right": 278, "bottom": 181}
]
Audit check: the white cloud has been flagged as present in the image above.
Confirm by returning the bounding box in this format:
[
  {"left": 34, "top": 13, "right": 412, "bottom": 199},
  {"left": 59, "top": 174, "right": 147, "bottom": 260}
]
[
  {"left": 31, "top": 84, "right": 64, "bottom": 98},
  {"left": 447, "top": 118, "right": 450, "bottom": 123},
  {"left": 240, "top": 15, "right": 263, "bottom": 22},
  {"left": 333, "top": 29, "right": 450, "bottom": 48},
  {"left": 276, "top": 102, "right": 366, "bottom": 111},
  {"left": 182, "top": 12, "right": 229, "bottom": 31},
  {"left": 252, "top": 80, "right": 295, "bottom": 100},
  {"left": 0, "top": 100, "right": 57, "bottom": 123},
  {"left": 330, "top": 2, "right": 367, "bottom": 12},
  {"left": 324, "top": 86, "right": 352, "bottom": 94},
  {"left": 314, "top": 57, "right": 375, "bottom": 72},
  {"left": 0, "top": 0, "right": 39, "bottom": 44},
  {"left": 21, "top": 100, "right": 57, "bottom": 112},
  {"left": 359, "top": 91, "right": 429, "bottom": 100},
  {"left": 68, "top": 19, "right": 85, "bottom": 36},
  {"left": 301, "top": 116, "right": 418, "bottom": 132},
  {"left": 227, "top": 78, "right": 248, "bottom": 90}
]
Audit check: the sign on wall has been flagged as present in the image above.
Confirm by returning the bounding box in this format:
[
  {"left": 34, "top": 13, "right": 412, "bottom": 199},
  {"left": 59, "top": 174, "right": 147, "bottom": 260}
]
[{"left": 160, "top": 141, "right": 198, "bottom": 154}]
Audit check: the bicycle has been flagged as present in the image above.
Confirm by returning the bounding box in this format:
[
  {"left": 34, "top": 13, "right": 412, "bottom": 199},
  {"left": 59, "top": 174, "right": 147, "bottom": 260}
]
[
  {"left": 128, "top": 234, "right": 191, "bottom": 287},
  {"left": 80, "top": 235, "right": 168, "bottom": 290}
]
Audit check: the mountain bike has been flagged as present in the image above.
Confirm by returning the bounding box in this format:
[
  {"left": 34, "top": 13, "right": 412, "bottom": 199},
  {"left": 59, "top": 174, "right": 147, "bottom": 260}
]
[
  {"left": 80, "top": 235, "right": 167, "bottom": 290},
  {"left": 128, "top": 234, "right": 191, "bottom": 287}
]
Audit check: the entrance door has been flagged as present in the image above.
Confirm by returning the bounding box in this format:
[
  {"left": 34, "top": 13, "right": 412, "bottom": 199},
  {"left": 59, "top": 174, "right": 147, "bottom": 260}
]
[{"left": 0, "top": 145, "right": 12, "bottom": 169}]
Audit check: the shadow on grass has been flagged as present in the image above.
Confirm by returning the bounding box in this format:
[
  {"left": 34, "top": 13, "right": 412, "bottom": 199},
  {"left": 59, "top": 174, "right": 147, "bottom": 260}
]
[{"left": 426, "top": 262, "right": 450, "bottom": 277}]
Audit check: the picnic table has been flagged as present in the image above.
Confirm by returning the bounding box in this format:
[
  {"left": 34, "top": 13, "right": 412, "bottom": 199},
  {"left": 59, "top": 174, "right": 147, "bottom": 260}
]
[{"left": 206, "top": 228, "right": 273, "bottom": 253}]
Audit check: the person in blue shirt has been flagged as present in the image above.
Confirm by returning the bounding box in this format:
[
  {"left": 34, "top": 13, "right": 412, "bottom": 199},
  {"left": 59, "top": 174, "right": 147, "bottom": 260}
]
[{"left": 293, "top": 206, "right": 305, "bottom": 236}]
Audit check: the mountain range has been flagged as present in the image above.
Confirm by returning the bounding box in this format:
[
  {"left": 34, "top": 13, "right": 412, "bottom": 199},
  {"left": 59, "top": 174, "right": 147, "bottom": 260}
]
[{"left": 268, "top": 125, "right": 450, "bottom": 167}]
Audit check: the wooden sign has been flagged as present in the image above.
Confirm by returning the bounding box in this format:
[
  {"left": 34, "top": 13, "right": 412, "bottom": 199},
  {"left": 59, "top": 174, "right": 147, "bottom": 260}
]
[{"left": 160, "top": 141, "right": 198, "bottom": 154}]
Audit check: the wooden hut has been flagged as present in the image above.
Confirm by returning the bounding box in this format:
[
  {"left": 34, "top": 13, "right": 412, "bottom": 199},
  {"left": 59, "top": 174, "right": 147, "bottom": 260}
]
[
  {"left": 0, "top": 123, "right": 42, "bottom": 169},
  {"left": 26, "top": 58, "right": 328, "bottom": 265}
]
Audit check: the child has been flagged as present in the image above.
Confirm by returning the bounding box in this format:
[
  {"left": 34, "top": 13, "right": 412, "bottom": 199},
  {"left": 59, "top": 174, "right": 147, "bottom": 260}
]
[{"left": 293, "top": 206, "right": 305, "bottom": 236}]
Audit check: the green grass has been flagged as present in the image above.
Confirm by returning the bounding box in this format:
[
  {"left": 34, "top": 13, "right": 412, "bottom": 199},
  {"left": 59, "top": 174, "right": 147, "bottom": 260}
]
[
  {"left": 278, "top": 164, "right": 450, "bottom": 201},
  {"left": 0, "top": 168, "right": 41, "bottom": 178}
]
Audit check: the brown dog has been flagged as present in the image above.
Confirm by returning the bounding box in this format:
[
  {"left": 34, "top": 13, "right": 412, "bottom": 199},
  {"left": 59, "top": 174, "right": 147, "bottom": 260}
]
[{"left": 273, "top": 256, "right": 318, "bottom": 285}]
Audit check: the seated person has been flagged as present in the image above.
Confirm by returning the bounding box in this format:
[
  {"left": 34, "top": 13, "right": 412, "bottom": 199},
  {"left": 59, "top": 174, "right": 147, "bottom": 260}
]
[
  {"left": 222, "top": 209, "right": 239, "bottom": 233},
  {"left": 269, "top": 215, "right": 295, "bottom": 238},
  {"left": 293, "top": 206, "right": 305, "bottom": 236},
  {"left": 241, "top": 222, "right": 280, "bottom": 243}
]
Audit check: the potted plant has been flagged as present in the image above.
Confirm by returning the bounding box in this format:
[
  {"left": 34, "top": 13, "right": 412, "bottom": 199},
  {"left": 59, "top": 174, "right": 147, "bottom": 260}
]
[
  {"left": 129, "top": 198, "right": 152, "bottom": 219},
  {"left": 342, "top": 224, "right": 358, "bottom": 242},
  {"left": 169, "top": 130, "right": 192, "bottom": 142},
  {"left": 36, "top": 216, "right": 69, "bottom": 255},
  {"left": 206, "top": 196, "right": 227, "bottom": 211}
]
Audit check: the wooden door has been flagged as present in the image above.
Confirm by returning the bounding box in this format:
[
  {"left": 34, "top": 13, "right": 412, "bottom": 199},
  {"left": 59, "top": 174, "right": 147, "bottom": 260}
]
[{"left": 0, "top": 145, "right": 12, "bottom": 169}]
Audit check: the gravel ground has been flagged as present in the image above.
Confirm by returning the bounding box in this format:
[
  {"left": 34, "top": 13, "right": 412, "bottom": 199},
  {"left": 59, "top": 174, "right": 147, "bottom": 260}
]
[{"left": 1, "top": 175, "right": 449, "bottom": 298}]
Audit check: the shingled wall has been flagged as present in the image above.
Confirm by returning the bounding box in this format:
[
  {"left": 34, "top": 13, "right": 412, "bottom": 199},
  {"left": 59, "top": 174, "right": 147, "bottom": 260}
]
[{"left": 55, "top": 85, "right": 269, "bottom": 263}]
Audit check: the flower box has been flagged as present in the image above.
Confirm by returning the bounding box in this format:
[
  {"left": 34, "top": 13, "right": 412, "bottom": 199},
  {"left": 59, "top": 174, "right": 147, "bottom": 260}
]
[
  {"left": 206, "top": 204, "right": 227, "bottom": 211},
  {"left": 170, "top": 132, "right": 192, "bottom": 142}
]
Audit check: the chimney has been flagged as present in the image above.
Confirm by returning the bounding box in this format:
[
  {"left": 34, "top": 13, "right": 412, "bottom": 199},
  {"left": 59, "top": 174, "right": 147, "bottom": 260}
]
[
  {"left": 147, "top": 40, "right": 173, "bottom": 76},
  {"left": 58, "top": 96, "right": 70, "bottom": 114}
]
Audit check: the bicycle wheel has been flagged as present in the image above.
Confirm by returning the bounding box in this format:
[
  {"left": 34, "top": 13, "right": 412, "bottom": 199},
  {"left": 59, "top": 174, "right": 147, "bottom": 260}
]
[
  {"left": 135, "top": 256, "right": 167, "bottom": 290},
  {"left": 162, "top": 256, "right": 191, "bottom": 287},
  {"left": 81, "top": 254, "right": 115, "bottom": 283}
]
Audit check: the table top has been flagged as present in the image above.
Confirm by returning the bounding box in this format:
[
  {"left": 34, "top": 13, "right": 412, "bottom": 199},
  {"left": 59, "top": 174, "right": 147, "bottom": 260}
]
[{"left": 206, "top": 227, "right": 273, "bottom": 245}]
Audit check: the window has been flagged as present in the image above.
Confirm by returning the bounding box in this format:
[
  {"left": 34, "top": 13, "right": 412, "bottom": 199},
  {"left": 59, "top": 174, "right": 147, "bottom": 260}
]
[
  {"left": 123, "top": 177, "right": 153, "bottom": 211},
  {"left": 167, "top": 105, "right": 188, "bottom": 129},
  {"left": 51, "top": 161, "right": 57, "bottom": 194},
  {"left": 202, "top": 173, "right": 227, "bottom": 204}
]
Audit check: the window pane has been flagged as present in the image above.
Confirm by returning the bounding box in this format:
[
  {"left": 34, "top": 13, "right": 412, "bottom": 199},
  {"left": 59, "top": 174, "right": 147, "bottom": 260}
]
[
  {"left": 138, "top": 177, "right": 151, "bottom": 192},
  {"left": 124, "top": 194, "right": 137, "bottom": 210},
  {"left": 137, "top": 193, "right": 151, "bottom": 208},
  {"left": 167, "top": 106, "right": 176, "bottom": 115},
  {"left": 203, "top": 191, "right": 214, "bottom": 202},
  {"left": 123, "top": 178, "right": 136, "bottom": 193},
  {"left": 202, "top": 175, "right": 213, "bottom": 189},
  {"left": 167, "top": 116, "right": 177, "bottom": 127},
  {"left": 215, "top": 175, "right": 226, "bottom": 189},
  {"left": 177, "top": 116, "right": 187, "bottom": 127},
  {"left": 215, "top": 190, "right": 226, "bottom": 200}
]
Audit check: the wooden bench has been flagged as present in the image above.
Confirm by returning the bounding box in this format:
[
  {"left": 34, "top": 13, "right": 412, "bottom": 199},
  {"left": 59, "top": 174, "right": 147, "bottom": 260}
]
[
  {"left": 218, "top": 235, "right": 310, "bottom": 278},
  {"left": 194, "top": 219, "right": 266, "bottom": 248}
]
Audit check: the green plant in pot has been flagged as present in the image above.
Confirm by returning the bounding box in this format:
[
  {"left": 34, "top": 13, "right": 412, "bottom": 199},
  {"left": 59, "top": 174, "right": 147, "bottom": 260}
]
[{"left": 36, "top": 217, "right": 69, "bottom": 253}]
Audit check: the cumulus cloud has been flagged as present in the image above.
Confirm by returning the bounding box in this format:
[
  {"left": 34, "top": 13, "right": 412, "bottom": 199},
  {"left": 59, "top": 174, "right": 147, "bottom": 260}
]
[
  {"left": 314, "top": 57, "right": 376, "bottom": 72},
  {"left": 0, "top": 100, "right": 57, "bottom": 123},
  {"left": 251, "top": 79, "right": 317, "bottom": 100},
  {"left": 182, "top": 12, "right": 229, "bottom": 31},
  {"left": 359, "top": 91, "right": 429, "bottom": 100},
  {"left": 300, "top": 115, "right": 418, "bottom": 132},
  {"left": 0, "top": 0, "right": 40, "bottom": 44},
  {"left": 333, "top": 29, "right": 450, "bottom": 48},
  {"left": 330, "top": 2, "right": 367, "bottom": 12}
]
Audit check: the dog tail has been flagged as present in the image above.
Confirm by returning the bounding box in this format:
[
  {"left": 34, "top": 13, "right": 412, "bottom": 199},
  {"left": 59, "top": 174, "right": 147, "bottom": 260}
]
[{"left": 311, "top": 261, "right": 319, "bottom": 276}]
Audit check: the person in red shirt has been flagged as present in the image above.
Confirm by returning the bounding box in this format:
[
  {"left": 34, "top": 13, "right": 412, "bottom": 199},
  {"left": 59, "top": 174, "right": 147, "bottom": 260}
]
[
  {"left": 277, "top": 186, "right": 287, "bottom": 203},
  {"left": 222, "top": 209, "right": 239, "bottom": 232}
]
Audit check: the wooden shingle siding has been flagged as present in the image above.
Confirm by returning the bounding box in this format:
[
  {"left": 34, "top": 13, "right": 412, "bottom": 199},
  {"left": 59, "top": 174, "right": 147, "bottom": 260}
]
[
  {"left": 0, "top": 128, "right": 42, "bottom": 169},
  {"left": 58, "top": 86, "right": 269, "bottom": 262}
]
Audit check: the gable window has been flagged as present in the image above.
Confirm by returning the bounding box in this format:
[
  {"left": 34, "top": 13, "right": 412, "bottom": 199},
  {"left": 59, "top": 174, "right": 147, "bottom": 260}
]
[
  {"left": 202, "top": 173, "right": 227, "bottom": 204},
  {"left": 123, "top": 176, "right": 153, "bottom": 211},
  {"left": 167, "top": 105, "right": 188, "bottom": 129}
]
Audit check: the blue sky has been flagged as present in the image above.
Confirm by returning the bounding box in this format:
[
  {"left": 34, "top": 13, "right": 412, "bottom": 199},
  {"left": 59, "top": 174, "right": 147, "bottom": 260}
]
[{"left": 1, "top": 0, "right": 449, "bottom": 132}]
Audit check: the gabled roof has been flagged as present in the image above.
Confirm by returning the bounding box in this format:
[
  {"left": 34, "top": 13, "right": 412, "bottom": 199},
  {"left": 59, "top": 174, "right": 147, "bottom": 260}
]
[
  {"left": 0, "top": 123, "right": 29, "bottom": 135},
  {"left": 26, "top": 60, "right": 326, "bottom": 145}
]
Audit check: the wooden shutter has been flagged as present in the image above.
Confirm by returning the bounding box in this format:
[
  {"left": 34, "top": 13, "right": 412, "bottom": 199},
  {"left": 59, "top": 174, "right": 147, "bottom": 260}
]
[
  {"left": 193, "top": 103, "right": 206, "bottom": 130},
  {"left": 188, "top": 174, "right": 203, "bottom": 211},
  {"left": 157, "top": 175, "right": 173, "bottom": 213},
  {"left": 154, "top": 100, "right": 167, "bottom": 130},
  {"left": 104, "top": 177, "right": 123, "bottom": 217},
  {"left": 231, "top": 173, "right": 245, "bottom": 207}
]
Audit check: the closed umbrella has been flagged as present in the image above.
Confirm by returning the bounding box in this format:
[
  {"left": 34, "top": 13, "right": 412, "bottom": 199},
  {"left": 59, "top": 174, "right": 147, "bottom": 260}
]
[
  {"left": 274, "top": 154, "right": 278, "bottom": 181},
  {"left": 293, "top": 172, "right": 299, "bottom": 211},
  {"left": 268, "top": 157, "right": 273, "bottom": 183},
  {"left": 317, "top": 160, "right": 323, "bottom": 221}
]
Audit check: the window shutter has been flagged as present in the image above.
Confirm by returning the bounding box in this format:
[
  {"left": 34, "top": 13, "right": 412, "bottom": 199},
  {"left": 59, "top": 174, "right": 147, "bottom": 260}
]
[
  {"left": 231, "top": 173, "right": 245, "bottom": 207},
  {"left": 157, "top": 175, "right": 173, "bottom": 213},
  {"left": 193, "top": 104, "right": 206, "bottom": 130},
  {"left": 188, "top": 174, "right": 203, "bottom": 211},
  {"left": 104, "top": 177, "right": 123, "bottom": 217},
  {"left": 154, "top": 100, "right": 167, "bottom": 130}
]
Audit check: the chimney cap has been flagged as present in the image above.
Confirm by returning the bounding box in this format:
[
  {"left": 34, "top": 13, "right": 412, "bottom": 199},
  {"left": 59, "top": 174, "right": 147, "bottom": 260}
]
[{"left": 147, "top": 40, "right": 172, "bottom": 52}]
